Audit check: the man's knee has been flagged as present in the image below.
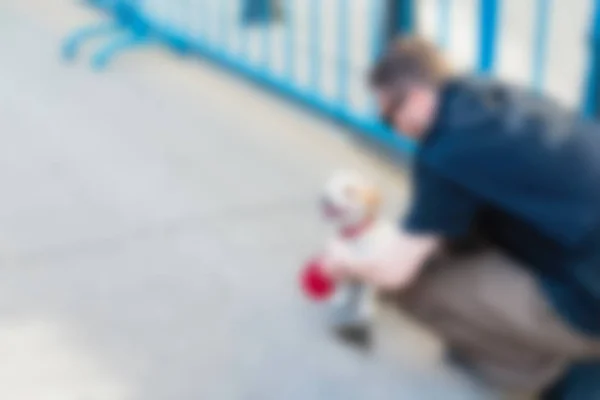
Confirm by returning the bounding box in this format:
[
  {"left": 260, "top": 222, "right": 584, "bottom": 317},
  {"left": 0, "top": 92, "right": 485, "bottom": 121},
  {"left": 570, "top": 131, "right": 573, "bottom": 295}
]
[{"left": 395, "top": 246, "right": 512, "bottom": 319}]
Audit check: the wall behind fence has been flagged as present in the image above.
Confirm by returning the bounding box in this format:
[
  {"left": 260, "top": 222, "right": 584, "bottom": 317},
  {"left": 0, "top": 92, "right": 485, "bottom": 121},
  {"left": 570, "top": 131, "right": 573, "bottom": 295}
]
[{"left": 64, "top": 0, "right": 600, "bottom": 154}]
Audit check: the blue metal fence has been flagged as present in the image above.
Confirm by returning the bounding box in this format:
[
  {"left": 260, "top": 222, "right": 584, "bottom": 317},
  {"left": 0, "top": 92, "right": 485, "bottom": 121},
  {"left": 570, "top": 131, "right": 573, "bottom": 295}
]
[{"left": 63, "top": 0, "right": 600, "bottom": 155}]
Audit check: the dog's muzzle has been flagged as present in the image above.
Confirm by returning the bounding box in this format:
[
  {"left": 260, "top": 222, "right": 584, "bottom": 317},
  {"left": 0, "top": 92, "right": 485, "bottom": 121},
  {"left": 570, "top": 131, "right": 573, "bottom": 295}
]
[{"left": 320, "top": 197, "right": 344, "bottom": 219}]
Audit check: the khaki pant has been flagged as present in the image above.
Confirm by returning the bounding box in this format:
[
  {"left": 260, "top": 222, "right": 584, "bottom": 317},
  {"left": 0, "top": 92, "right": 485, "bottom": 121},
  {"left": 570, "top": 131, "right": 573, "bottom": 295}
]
[{"left": 392, "top": 247, "right": 600, "bottom": 394}]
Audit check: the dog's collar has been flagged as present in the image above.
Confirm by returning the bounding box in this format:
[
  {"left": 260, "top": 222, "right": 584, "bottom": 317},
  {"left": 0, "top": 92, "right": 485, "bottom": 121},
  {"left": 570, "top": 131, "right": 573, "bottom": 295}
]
[{"left": 340, "top": 218, "right": 375, "bottom": 239}]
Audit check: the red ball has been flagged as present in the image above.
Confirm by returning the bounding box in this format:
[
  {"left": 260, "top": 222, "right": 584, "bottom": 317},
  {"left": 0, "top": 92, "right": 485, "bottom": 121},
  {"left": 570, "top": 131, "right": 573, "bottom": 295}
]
[{"left": 300, "top": 257, "right": 336, "bottom": 301}]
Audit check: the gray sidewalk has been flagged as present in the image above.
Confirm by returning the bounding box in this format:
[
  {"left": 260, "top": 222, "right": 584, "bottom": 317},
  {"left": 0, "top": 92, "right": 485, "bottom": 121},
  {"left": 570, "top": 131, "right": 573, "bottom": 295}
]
[{"left": 0, "top": 3, "right": 496, "bottom": 399}]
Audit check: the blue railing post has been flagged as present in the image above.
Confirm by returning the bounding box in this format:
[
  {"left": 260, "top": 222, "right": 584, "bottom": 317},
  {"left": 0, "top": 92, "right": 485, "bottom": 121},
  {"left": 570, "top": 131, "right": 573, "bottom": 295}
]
[
  {"left": 62, "top": 22, "right": 119, "bottom": 60},
  {"left": 239, "top": 1, "right": 249, "bottom": 58},
  {"left": 262, "top": 6, "right": 271, "bottom": 68},
  {"left": 241, "top": 0, "right": 273, "bottom": 25},
  {"left": 397, "top": 0, "right": 415, "bottom": 34},
  {"left": 284, "top": 0, "right": 295, "bottom": 82},
  {"left": 371, "top": 0, "right": 385, "bottom": 61},
  {"left": 584, "top": 0, "right": 600, "bottom": 118},
  {"left": 383, "top": 0, "right": 415, "bottom": 44},
  {"left": 219, "top": 1, "right": 228, "bottom": 51},
  {"left": 62, "top": 0, "right": 152, "bottom": 70},
  {"left": 437, "top": 0, "right": 451, "bottom": 49},
  {"left": 337, "top": 0, "right": 349, "bottom": 109},
  {"left": 478, "top": 0, "right": 499, "bottom": 74},
  {"left": 532, "top": 0, "right": 551, "bottom": 91},
  {"left": 309, "top": 0, "right": 321, "bottom": 93}
]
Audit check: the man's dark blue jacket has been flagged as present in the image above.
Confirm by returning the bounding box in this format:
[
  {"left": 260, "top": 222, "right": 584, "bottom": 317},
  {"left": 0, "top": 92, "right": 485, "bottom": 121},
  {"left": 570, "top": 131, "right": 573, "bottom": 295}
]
[{"left": 405, "top": 77, "right": 600, "bottom": 335}]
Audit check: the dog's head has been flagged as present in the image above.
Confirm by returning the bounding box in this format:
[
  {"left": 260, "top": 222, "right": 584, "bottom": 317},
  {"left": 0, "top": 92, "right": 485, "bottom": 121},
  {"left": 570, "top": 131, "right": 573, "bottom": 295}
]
[{"left": 320, "top": 170, "right": 382, "bottom": 229}]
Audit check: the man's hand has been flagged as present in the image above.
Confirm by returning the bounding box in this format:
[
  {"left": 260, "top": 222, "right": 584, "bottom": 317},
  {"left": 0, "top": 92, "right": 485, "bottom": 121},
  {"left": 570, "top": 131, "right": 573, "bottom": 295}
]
[
  {"left": 321, "top": 240, "right": 356, "bottom": 280},
  {"left": 322, "top": 231, "right": 440, "bottom": 290}
]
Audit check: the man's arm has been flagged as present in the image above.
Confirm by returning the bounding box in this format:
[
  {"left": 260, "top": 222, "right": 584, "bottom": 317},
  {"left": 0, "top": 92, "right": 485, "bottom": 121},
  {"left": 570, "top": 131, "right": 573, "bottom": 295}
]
[
  {"left": 352, "top": 231, "right": 440, "bottom": 290},
  {"left": 323, "top": 230, "right": 440, "bottom": 290},
  {"left": 324, "top": 162, "right": 480, "bottom": 290}
]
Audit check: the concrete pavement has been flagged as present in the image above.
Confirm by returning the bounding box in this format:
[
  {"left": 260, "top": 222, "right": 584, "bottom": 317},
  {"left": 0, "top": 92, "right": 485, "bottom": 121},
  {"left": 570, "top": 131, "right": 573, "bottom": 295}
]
[{"left": 0, "top": 2, "right": 497, "bottom": 399}]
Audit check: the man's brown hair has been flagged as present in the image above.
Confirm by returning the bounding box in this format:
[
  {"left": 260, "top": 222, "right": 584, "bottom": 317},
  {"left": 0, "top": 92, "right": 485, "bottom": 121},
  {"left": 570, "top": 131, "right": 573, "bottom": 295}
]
[{"left": 369, "top": 36, "right": 452, "bottom": 91}]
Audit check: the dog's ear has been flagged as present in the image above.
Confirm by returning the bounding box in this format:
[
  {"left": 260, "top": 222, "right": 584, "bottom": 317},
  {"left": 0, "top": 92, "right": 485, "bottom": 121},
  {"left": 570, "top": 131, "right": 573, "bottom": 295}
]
[{"left": 362, "top": 186, "right": 382, "bottom": 214}]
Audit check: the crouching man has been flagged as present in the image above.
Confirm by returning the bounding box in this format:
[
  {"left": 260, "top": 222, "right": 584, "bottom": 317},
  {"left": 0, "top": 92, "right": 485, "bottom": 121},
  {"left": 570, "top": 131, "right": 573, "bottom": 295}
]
[{"left": 323, "top": 37, "right": 600, "bottom": 398}]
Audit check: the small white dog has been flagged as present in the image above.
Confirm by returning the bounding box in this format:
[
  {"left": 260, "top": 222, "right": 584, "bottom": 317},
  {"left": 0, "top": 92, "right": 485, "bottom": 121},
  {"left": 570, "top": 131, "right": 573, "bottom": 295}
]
[{"left": 320, "top": 170, "right": 397, "bottom": 345}]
